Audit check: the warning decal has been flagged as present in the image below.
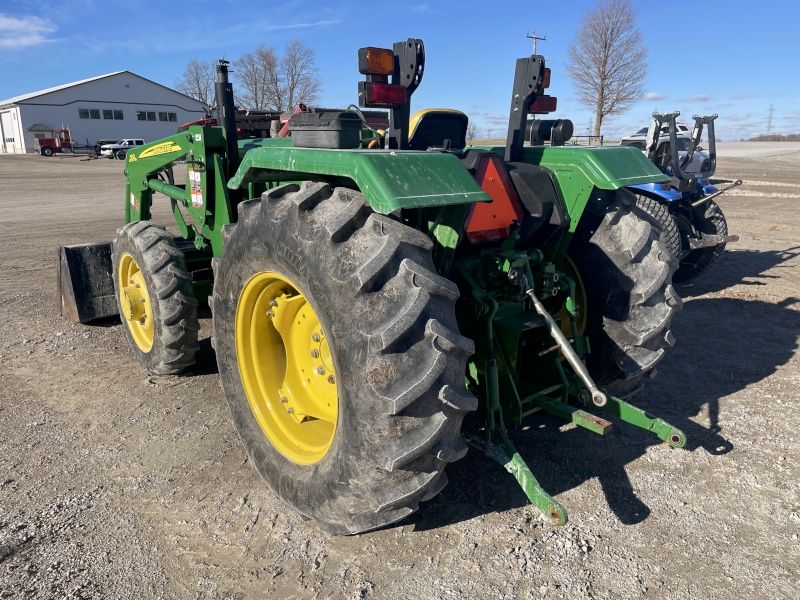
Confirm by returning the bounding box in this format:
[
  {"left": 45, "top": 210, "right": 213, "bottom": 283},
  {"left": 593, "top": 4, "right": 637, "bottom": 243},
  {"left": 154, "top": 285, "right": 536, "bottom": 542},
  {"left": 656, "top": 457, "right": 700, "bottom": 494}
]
[{"left": 189, "top": 169, "right": 203, "bottom": 208}]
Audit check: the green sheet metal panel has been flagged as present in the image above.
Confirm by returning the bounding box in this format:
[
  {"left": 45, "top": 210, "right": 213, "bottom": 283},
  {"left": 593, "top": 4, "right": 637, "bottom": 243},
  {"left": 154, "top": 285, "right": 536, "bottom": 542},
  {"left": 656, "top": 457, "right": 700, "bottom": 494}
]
[
  {"left": 471, "top": 144, "right": 670, "bottom": 233},
  {"left": 228, "top": 147, "right": 491, "bottom": 214}
]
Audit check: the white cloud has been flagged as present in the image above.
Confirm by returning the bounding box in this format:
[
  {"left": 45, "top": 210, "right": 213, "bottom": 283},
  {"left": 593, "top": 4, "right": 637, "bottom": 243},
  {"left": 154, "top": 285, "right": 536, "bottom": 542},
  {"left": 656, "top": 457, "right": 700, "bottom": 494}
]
[
  {"left": 484, "top": 114, "right": 508, "bottom": 126},
  {"left": 678, "top": 94, "right": 713, "bottom": 102},
  {"left": 0, "top": 13, "right": 57, "bottom": 49},
  {"left": 643, "top": 92, "right": 667, "bottom": 101},
  {"left": 730, "top": 94, "right": 753, "bottom": 100},
  {"left": 411, "top": 4, "right": 449, "bottom": 15},
  {"left": 783, "top": 111, "right": 800, "bottom": 124},
  {"left": 259, "top": 20, "right": 341, "bottom": 31},
  {"left": 721, "top": 114, "right": 752, "bottom": 122}
]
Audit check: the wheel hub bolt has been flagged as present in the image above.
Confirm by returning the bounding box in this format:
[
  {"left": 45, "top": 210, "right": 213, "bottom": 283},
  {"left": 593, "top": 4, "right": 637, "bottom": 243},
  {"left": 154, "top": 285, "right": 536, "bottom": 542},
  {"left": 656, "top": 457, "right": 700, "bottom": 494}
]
[
  {"left": 327, "top": 374, "right": 335, "bottom": 385},
  {"left": 311, "top": 332, "right": 321, "bottom": 342},
  {"left": 315, "top": 366, "right": 325, "bottom": 375},
  {"left": 286, "top": 407, "right": 294, "bottom": 414},
  {"left": 265, "top": 310, "right": 274, "bottom": 318},
  {"left": 310, "top": 349, "right": 319, "bottom": 358},
  {"left": 269, "top": 300, "right": 278, "bottom": 307},
  {"left": 280, "top": 396, "right": 288, "bottom": 403}
]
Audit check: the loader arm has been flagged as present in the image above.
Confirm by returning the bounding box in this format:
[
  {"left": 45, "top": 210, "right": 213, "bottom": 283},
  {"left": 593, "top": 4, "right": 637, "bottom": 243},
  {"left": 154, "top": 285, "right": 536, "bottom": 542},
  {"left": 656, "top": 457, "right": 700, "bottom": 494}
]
[{"left": 124, "top": 126, "right": 235, "bottom": 255}]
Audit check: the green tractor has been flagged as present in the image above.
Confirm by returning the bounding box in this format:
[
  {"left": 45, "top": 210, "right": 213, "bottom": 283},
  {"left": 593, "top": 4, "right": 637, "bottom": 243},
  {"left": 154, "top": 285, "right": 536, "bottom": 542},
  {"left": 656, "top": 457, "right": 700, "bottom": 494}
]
[{"left": 59, "top": 39, "right": 686, "bottom": 535}]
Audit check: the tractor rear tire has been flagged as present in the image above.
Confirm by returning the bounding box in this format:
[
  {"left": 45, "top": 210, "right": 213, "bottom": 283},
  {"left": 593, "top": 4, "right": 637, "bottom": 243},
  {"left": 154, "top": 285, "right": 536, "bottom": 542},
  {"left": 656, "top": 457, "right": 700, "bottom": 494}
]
[
  {"left": 569, "top": 189, "right": 682, "bottom": 397},
  {"left": 633, "top": 195, "right": 682, "bottom": 261},
  {"left": 673, "top": 199, "right": 728, "bottom": 283},
  {"left": 211, "top": 182, "right": 476, "bottom": 535},
  {"left": 112, "top": 221, "right": 200, "bottom": 375}
]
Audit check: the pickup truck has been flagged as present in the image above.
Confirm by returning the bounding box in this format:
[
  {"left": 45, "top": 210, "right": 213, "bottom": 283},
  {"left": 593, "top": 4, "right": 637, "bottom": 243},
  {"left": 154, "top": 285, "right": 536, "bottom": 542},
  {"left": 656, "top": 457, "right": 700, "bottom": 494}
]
[{"left": 100, "top": 139, "right": 145, "bottom": 160}]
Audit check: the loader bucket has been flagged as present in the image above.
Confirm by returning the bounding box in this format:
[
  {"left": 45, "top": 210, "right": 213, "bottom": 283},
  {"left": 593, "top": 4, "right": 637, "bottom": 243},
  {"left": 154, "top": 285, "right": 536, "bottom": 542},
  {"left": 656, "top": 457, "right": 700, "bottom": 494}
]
[{"left": 57, "top": 242, "right": 118, "bottom": 323}]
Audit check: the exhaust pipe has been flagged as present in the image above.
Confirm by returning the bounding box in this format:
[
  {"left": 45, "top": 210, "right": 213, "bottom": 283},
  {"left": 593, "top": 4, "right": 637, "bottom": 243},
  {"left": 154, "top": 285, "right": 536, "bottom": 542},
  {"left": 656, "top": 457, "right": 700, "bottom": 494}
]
[{"left": 215, "top": 59, "right": 239, "bottom": 172}]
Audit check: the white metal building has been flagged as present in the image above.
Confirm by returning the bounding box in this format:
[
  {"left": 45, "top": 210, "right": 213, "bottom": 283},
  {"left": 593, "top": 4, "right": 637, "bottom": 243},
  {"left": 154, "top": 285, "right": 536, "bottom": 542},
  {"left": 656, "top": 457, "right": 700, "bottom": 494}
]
[{"left": 0, "top": 72, "right": 208, "bottom": 153}]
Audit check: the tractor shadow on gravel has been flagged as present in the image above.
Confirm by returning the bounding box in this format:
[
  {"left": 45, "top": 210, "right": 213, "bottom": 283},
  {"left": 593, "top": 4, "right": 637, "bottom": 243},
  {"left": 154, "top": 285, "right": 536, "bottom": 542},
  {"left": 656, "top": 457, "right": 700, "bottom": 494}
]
[
  {"left": 675, "top": 246, "right": 800, "bottom": 297},
  {"left": 409, "top": 290, "right": 800, "bottom": 531}
]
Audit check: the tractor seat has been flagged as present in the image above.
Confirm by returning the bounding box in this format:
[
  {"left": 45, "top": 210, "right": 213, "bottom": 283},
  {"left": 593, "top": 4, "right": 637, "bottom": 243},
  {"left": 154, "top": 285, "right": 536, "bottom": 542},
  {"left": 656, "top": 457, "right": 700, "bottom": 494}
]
[{"left": 408, "top": 109, "right": 469, "bottom": 151}]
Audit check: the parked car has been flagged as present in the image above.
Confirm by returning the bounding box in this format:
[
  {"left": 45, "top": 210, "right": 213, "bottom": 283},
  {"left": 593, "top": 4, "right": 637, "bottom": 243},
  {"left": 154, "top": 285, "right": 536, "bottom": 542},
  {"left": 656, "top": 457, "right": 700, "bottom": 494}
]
[{"left": 100, "top": 139, "right": 145, "bottom": 160}]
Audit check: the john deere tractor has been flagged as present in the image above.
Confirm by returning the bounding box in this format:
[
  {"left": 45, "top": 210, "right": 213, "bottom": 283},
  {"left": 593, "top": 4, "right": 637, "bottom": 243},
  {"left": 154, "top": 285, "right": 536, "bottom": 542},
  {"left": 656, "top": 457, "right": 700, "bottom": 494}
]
[{"left": 58, "top": 39, "right": 687, "bottom": 535}]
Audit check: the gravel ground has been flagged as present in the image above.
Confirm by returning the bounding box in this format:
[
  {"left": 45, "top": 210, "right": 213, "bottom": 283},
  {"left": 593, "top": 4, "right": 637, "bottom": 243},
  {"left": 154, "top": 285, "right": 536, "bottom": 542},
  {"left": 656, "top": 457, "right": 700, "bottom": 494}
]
[{"left": 1, "top": 148, "right": 799, "bottom": 599}]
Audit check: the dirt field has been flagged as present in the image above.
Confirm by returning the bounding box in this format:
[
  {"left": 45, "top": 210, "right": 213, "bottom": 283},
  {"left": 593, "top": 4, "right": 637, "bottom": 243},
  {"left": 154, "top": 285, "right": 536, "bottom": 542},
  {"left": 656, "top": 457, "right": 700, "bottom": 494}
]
[{"left": 1, "top": 145, "right": 799, "bottom": 599}]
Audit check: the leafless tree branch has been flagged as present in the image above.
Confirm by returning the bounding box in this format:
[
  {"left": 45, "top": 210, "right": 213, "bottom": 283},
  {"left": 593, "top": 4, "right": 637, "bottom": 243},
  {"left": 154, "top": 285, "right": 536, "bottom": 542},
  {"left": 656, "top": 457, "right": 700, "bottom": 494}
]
[
  {"left": 174, "top": 59, "right": 215, "bottom": 106},
  {"left": 565, "top": 0, "right": 648, "bottom": 136},
  {"left": 232, "top": 41, "right": 321, "bottom": 112}
]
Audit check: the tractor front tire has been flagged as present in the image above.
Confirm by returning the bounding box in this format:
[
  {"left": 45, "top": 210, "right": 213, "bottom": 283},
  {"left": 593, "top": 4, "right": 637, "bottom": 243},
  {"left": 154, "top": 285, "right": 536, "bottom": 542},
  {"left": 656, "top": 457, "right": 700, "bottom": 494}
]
[
  {"left": 211, "top": 182, "right": 476, "bottom": 535},
  {"left": 112, "top": 221, "right": 200, "bottom": 375},
  {"left": 673, "top": 199, "right": 728, "bottom": 283},
  {"left": 569, "top": 189, "right": 683, "bottom": 397}
]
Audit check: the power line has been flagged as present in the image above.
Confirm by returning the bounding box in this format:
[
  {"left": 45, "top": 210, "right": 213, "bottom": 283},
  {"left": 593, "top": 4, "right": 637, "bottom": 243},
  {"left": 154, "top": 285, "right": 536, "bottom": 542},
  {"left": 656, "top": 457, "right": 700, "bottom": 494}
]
[{"left": 526, "top": 30, "right": 546, "bottom": 55}]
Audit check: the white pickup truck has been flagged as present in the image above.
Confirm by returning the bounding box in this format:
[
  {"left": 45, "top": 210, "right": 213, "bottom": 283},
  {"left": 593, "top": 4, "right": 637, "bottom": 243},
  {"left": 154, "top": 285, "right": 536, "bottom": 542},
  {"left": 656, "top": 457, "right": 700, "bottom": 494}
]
[{"left": 100, "top": 139, "right": 145, "bottom": 160}]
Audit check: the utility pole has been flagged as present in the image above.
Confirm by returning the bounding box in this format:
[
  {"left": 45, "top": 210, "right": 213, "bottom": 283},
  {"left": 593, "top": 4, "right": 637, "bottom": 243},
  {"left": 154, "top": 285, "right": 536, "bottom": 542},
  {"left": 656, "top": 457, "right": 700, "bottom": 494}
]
[
  {"left": 526, "top": 30, "right": 546, "bottom": 55},
  {"left": 766, "top": 104, "right": 775, "bottom": 135}
]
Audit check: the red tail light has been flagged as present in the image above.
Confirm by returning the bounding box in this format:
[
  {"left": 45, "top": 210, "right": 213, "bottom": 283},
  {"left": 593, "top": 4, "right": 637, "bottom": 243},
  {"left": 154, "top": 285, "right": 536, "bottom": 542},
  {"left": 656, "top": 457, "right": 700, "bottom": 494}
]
[
  {"left": 361, "top": 82, "right": 407, "bottom": 107},
  {"left": 530, "top": 95, "right": 557, "bottom": 113},
  {"left": 466, "top": 155, "right": 524, "bottom": 243}
]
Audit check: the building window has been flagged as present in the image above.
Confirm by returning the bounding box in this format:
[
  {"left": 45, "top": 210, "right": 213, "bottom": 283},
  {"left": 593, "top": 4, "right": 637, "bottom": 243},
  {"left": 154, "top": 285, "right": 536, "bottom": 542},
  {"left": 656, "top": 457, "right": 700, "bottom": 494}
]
[
  {"left": 79, "top": 109, "right": 90, "bottom": 119},
  {"left": 168, "top": 112, "right": 177, "bottom": 122},
  {"left": 90, "top": 109, "right": 100, "bottom": 119},
  {"left": 159, "top": 112, "right": 168, "bottom": 121},
  {"left": 103, "top": 110, "right": 113, "bottom": 119},
  {"left": 34, "top": 133, "right": 45, "bottom": 138},
  {"left": 147, "top": 112, "right": 156, "bottom": 121},
  {"left": 137, "top": 111, "right": 146, "bottom": 121},
  {"left": 114, "top": 110, "right": 123, "bottom": 120}
]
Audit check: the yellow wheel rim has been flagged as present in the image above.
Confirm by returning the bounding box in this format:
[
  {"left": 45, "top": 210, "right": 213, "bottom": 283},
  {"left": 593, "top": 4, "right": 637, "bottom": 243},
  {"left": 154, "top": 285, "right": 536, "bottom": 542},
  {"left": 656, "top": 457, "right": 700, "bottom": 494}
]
[
  {"left": 118, "top": 252, "right": 154, "bottom": 352},
  {"left": 556, "top": 256, "right": 588, "bottom": 337},
  {"left": 236, "top": 271, "right": 338, "bottom": 465}
]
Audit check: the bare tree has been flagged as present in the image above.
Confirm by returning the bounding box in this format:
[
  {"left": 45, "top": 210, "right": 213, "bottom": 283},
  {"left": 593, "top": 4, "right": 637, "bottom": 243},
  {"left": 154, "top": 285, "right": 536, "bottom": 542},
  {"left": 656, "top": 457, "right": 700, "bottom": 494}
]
[
  {"left": 233, "top": 41, "right": 321, "bottom": 111},
  {"left": 174, "top": 59, "right": 215, "bottom": 106},
  {"left": 282, "top": 40, "right": 321, "bottom": 109},
  {"left": 466, "top": 121, "right": 479, "bottom": 142},
  {"left": 234, "top": 45, "right": 279, "bottom": 110},
  {"left": 566, "top": 0, "right": 647, "bottom": 136}
]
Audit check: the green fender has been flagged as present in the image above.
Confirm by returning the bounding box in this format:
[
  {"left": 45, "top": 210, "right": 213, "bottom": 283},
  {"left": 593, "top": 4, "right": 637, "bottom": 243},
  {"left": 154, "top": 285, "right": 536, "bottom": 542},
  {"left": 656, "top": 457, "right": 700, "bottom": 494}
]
[
  {"left": 475, "top": 145, "right": 670, "bottom": 232},
  {"left": 227, "top": 146, "right": 491, "bottom": 214}
]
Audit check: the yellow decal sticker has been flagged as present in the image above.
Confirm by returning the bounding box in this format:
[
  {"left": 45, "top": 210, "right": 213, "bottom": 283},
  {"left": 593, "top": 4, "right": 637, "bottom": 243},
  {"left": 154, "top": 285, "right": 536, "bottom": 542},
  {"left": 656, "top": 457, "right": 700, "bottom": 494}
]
[
  {"left": 138, "top": 141, "right": 182, "bottom": 159},
  {"left": 128, "top": 153, "right": 137, "bottom": 162}
]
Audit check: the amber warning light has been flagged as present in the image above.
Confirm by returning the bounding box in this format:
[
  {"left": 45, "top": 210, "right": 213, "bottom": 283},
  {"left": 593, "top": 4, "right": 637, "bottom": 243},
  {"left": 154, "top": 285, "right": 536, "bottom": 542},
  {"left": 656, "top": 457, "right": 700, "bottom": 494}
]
[{"left": 358, "top": 47, "right": 395, "bottom": 76}]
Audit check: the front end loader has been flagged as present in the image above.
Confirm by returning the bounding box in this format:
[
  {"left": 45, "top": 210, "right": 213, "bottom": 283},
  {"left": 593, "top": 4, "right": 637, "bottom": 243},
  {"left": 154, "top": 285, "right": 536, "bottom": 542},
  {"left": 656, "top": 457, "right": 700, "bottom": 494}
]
[
  {"left": 626, "top": 112, "right": 740, "bottom": 282},
  {"left": 59, "top": 40, "right": 688, "bottom": 534}
]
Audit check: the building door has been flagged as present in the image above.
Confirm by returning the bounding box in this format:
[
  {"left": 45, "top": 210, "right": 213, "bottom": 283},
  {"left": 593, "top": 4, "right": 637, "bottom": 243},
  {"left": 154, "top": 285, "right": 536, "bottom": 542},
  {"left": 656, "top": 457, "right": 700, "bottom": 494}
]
[{"left": 1, "top": 111, "right": 16, "bottom": 153}]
